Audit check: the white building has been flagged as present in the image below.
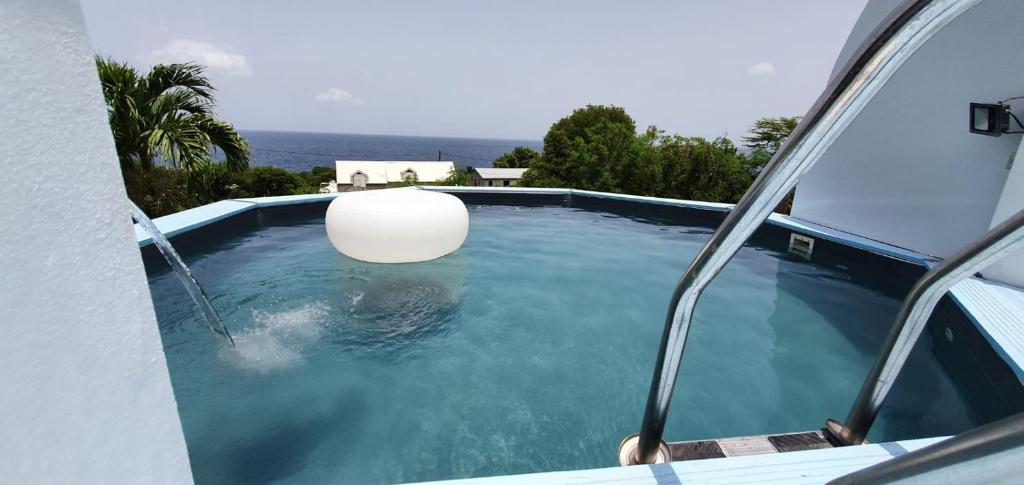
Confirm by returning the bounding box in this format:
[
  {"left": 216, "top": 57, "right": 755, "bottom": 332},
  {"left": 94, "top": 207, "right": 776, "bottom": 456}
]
[
  {"left": 335, "top": 161, "right": 455, "bottom": 190},
  {"left": 469, "top": 167, "right": 527, "bottom": 187}
]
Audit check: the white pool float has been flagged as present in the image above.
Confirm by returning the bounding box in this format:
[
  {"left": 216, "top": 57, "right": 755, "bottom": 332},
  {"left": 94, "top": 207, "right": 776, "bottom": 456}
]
[{"left": 325, "top": 188, "right": 469, "bottom": 263}]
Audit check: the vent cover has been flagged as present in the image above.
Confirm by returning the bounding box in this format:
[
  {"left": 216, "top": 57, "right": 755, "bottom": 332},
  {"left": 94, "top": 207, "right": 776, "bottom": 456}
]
[{"left": 788, "top": 233, "right": 815, "bottom": 260}]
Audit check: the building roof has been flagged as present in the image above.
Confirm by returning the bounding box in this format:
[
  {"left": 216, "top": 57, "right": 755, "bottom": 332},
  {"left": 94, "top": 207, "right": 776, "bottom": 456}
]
[
  {"left": 471, "top": 167, "right": 528, "bottom": 179},
  {"left": 336, "top": 161, "right": 455, "bottom": 184}
]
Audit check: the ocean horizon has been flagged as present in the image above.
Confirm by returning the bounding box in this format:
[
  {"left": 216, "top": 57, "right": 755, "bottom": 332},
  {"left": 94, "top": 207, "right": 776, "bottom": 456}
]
[{"left": 234, "top": 129, "right": 543, "bottom": 172}]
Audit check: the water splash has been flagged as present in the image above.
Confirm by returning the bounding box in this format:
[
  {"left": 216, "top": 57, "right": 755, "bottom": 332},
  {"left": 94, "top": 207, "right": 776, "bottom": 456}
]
[
  {"left": 219, "top": 302, "right": 331, "bottom": 373},
  {"left": 130, "top": 201, "right": 235, "bottom": 345}
]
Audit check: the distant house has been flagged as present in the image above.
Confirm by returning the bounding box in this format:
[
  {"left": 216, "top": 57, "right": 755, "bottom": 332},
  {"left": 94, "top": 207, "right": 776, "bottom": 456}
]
[
  {"left": 469, "top": 167, "right": 527, "bottom": 187},
  {"left": 335, "top": 161, "right": 456, "bottom": 190}
]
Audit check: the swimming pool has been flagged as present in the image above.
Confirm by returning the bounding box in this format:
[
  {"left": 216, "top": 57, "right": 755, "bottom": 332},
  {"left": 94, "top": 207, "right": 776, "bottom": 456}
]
[{"left": 146, "top": 200, "right": 996, "bottom": 484}]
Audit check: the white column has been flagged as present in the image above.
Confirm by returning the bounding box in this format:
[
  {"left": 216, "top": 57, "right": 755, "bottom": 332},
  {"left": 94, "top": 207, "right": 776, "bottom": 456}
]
[{"left": 0, "top": 1, "right": 194, "bottom": 483}]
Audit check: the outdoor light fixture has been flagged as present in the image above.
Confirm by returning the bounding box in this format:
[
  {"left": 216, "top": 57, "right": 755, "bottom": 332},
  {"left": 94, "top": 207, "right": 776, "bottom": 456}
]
[
  {"left": 970, "top": 99, "right": 1024, "bottom": 137},
  {"left": 969, "top": 103, "right": 1010, "bottom": 136}
]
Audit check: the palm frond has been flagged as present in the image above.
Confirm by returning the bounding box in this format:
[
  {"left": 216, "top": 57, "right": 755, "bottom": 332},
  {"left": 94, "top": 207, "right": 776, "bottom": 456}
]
[
  {"left": 148, "top": 88, "right": 211, "bottom": 117},
  {"left": 95, "top": 55, "right": 250, "bottom": 177},
  {"left": 194, "top": 115, "right": 250, "bottom": 172},
  {"left": 144, "top": 62, "right": 214, "bottom": 101}
]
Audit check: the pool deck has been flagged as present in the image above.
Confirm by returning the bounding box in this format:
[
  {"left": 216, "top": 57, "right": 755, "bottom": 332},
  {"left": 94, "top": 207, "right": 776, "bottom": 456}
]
[
  {"left": 414, "top": 437, "right": 947, "bottom": 484},
  {"left": 134, "top": 188, "right": 1024, "bottom": 483}
]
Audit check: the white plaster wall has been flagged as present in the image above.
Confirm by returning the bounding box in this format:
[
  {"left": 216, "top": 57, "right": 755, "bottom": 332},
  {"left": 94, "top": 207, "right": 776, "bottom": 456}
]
[
  {"left": 984, "top": 139, "right": 1024, "bottom": 285},
  {"left": 791, "top": 0, "right": 1024, "bottom": 261},
  {"left": 0, "top": 1, "right": 194, "bottom": 483},
  {"left": 827, "top": 0, "right": 903, "bottom": 83}
]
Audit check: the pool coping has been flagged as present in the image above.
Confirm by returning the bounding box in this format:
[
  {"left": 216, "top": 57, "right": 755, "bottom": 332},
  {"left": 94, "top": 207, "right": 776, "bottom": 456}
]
[
  {"left": 136, "top": 188, "right": 939, "bottom": 266},
  {"left": 412, "top": 436, "right": 949, "bottom": 484},
  {"left": 133, "top": 187, "right": 1024, "bottom": 482}
]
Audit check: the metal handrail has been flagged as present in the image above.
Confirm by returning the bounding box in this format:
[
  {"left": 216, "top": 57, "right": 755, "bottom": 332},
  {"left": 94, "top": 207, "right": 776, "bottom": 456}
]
[
  {"left": 630, "top": 0, "right": 983, "bottom": 464},
  {"left": 829, "top": 410, "right": 1024, "bottom": 484},
  {"left": 837, "top": 209, "right": 1024, "bottom": 445}
]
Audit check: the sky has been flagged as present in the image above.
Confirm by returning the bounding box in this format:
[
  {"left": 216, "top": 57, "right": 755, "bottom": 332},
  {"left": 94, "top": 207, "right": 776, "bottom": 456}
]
[{"left": 80, "top": 0, "right": 868, "bottom": 141}]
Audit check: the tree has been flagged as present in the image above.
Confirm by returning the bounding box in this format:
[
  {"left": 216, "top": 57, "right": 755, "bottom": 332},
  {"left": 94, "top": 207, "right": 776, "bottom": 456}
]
[
  {"left": 742, "top": 116, "right": 800, "bottom": 153},
  {"left": 244, "top": 166, "right": 302, "bottom": 197},
  {"left": 438, "top": 167, "right": 471, "bottom": 186},
  {"left": 492, "top": 146, "right": 539, "bottom": 168},
  {"left": 741, "top": 116, "right": 801, "bottom": 213},
  {"left": 521, "top": 105, "right": 638, "bottom": 191},
  {"left": 95, "top": 56, "right": 250, "bottom": 176},
  {"left": 741, "top": 116, "right": 800, "bottom": 175},
  {"left": 658, "top": 136, "right": 751, "bottom": 203}
]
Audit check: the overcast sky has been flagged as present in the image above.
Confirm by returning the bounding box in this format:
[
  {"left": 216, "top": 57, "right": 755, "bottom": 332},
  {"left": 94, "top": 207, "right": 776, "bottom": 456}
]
[{"left": 80, "top": 0, "right": 868, "bottom": 140}]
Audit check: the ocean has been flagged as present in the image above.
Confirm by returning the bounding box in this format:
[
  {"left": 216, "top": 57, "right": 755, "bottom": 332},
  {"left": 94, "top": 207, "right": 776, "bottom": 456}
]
[{"left": 236, "top": 130, "right": 543, "bottom": 172}]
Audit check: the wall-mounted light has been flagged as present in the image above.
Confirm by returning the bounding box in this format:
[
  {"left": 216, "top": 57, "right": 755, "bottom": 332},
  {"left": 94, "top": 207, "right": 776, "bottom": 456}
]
[{"left": 969, "top": 102, "right": 1010, "bottom": 136}]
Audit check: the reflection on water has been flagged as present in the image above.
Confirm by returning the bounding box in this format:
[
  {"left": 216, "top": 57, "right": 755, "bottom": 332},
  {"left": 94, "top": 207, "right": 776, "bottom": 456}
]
[
  {"left": 330, "top": 252, "right": 467, "bottom": 354},
  {"left": 217, "top": 253, "right": 468, "bottom": 373},
  {"left": 337, "top": 278, "right": 462, "bottom": 351}
]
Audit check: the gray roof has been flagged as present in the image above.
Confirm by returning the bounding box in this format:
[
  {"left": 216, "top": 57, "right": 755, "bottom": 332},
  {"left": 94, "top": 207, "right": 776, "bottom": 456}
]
[{"left": 472, "top": 167, "right": 528, "bottom": 179}]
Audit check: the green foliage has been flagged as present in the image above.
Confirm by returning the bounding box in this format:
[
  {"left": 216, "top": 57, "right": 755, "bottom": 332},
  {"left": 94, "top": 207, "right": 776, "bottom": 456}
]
[
  {"left": 741, "top": 116, "right": 800, "bottom": 175},
  {"left": 122, "top": 167, "right": 196, "bottom": 218},
  {"left": 291, "top": 166, "right": 336, "bottom": 193},
  {"left": 520, "top": 105, "right": 753, "bottom": 203},
  {"left": 657, "top": 136, "right": 751, "bottom": 203},
  {"left": 742, "top": 116, "right": 800, "bottom": 153},
  {"left": 521, "top": 105, "right": 638, "bottom": 192},
  {"left": 122, "top": 164, "right": 335, "bottom": 217},
  {"left": 742, "top": 116, "right": 801, "bottom": 213},
  {"left": 119, "top": 97, "right": 802, "bottom": 217},
  {"left": 95, "top": 56, "right": 250, "bottom": 176},
  {"left": 438, "top": 167, "right": 472, "bottom": 186},
  {"left": 492, "top": 146, "right": 539, "bottom": 168},
  {"left": 244, "top": 166, "right": 304, "bottom": 197}
]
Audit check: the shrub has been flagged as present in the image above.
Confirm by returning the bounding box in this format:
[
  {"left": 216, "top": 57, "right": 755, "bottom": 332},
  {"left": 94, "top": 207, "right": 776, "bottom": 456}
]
[
  {"left": 122, "top": 167, "right": 196, "bottom": 218},
  {"left": 492, "top": 147, "right": 539, "bottom": 168},
  {"left": 243, "top": 166, "right": 304, "bottom": 197}
]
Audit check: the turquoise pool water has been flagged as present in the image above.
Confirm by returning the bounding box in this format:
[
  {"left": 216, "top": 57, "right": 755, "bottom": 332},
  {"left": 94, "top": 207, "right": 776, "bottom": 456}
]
[{"left": 148, "top": 205, "right": 977, "bottom": 484}]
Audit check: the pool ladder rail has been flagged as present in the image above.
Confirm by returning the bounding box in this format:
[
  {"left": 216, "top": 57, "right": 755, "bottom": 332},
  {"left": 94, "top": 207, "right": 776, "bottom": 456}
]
[{"left": 619, "top": 0, "right": 1024, "bottom": 480}]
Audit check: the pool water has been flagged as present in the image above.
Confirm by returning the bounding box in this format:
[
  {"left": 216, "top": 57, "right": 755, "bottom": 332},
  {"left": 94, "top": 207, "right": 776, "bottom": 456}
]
[{"left": 148, "top": 205, "right": 977, "bottom": 484}]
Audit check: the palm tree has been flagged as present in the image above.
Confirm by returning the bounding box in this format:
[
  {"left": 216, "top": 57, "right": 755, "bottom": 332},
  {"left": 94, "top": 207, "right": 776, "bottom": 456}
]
[{"left": 94, "top": 56, "right": 249, "bottom": 175}]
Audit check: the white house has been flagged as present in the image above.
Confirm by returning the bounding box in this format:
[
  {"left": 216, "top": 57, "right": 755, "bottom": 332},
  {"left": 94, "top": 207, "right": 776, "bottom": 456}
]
[
  {"left": 335, "top": 161, "right": 456, "bottom": 189},
  {"left": 469, "top": 167, "right": 528, "bottom": 187}
]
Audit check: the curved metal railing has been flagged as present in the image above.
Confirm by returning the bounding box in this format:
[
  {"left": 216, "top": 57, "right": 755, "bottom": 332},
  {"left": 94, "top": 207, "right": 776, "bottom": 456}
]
[
  {"left": 838, "top": 209, "right": 1024, "bottom": 445},
  {"left": 629, "top": 0, "right": 984, "bottom": 464}
]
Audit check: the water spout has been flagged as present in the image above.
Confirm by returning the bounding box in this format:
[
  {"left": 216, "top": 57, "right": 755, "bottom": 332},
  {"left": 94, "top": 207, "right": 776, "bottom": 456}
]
[{"left": 130, "top": 201, "right": 235, "bottom": 346}]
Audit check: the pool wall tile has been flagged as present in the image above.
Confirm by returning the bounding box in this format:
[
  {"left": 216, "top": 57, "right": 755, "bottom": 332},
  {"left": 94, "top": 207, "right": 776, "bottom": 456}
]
[{"left": 929, "top": 297, "right": 1024, "bottom": 423}]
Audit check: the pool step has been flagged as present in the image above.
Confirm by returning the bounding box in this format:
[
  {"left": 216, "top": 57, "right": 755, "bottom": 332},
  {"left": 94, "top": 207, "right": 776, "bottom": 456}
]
[{"left": 666, "top": 429, "right": 840, "bottom": 461}]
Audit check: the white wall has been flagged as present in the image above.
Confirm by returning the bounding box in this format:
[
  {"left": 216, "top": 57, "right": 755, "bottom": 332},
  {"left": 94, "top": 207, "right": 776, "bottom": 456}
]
[
  {"left": 792, "top": 0, "right": 1024, "bottom": 263},
  {"left": 985, "top": 139, "right": 1024, "bottom": 284},
  {"left": 0, "top": 1, "right": 194, "bottom": 483}
]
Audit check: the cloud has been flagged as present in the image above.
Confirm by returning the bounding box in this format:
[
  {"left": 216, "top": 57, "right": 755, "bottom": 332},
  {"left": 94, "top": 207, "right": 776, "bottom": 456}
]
[
  {"left": 748, "top": 61, "right": 776, "bottom": 77},
  {"left": 143, "top": 40, "right": 252, "bottom": 78},
  {"left": 315, "top": 88, "right": 355, "bottom": 103}
]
